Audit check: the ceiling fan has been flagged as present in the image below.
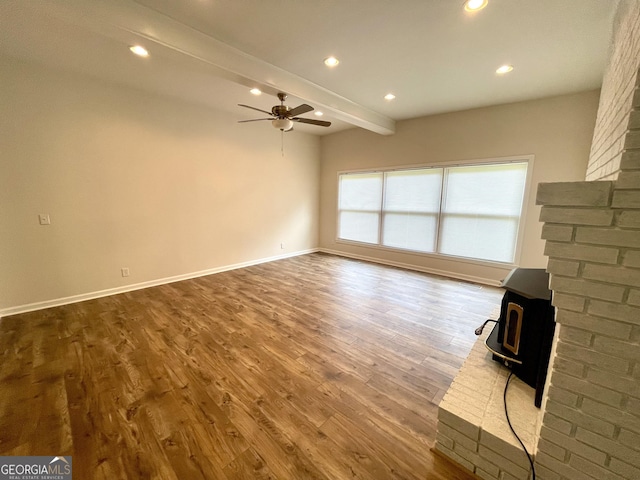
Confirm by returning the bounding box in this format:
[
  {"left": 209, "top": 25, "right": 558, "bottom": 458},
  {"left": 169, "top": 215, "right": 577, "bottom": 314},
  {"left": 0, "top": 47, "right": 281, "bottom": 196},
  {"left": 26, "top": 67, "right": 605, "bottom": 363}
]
[{"left": 238, "top": 93, "right": 331, "bottom": 132}]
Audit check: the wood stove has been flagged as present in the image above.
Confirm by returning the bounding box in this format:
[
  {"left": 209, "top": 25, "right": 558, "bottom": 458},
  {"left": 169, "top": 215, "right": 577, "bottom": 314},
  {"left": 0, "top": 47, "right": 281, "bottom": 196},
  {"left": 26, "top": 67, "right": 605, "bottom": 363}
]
[{"left": 485, "top": 268, "right": 555, "bottom": 407}]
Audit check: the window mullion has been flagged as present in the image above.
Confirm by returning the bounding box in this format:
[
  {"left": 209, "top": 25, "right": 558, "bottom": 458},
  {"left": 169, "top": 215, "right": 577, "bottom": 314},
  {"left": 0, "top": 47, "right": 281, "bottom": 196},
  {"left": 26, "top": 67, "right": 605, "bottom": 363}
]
[
  {"left": 379, "top": 172, "right": 387, "bottom": 245},
  {"left": 434, "top": 168, "right": 446, "bottom": 254}
]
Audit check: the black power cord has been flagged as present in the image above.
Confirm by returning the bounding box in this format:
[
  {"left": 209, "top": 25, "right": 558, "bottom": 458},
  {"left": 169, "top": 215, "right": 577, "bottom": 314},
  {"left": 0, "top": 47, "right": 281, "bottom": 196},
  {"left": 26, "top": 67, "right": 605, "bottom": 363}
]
[
  {"left": 504, "top": 372, "right": 536, "bottom": 480},
  {"left": 474, "top": 319, "right": 498, "bottom": 336}
]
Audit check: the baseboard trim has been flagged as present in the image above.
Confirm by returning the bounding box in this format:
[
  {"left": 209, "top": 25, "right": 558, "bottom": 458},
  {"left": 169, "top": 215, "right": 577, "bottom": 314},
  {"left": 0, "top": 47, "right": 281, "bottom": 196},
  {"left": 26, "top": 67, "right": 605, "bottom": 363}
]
[
  {"left": 319, "top": 248, "right": 501, "bottom": 287},
  {"left": 0, "top": 249, "right": 319, "bottom": 318}
]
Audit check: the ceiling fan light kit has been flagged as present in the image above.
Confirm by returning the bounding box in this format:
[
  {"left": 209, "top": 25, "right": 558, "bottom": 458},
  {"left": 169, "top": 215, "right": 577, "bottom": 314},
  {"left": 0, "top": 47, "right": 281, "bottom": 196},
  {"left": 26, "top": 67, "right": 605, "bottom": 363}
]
[
  {"left": 272, "top": 118, "right": 294, "bottom": 131},
  {"left": 238, "top": 92, "right": 331, "bottom": 133}
]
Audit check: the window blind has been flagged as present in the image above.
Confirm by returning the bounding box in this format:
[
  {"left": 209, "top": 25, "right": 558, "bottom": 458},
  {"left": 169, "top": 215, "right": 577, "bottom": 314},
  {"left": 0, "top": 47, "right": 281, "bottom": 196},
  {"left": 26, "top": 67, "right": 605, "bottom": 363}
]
[
  {"left": 382, "top": 168, "right": 443, "bottom": 252},
  {"left": 438, "top": 163, "right": 527, "bottom": 263},
  {"left": 338, "top": 173, "right": 383, "bottom": 244}
]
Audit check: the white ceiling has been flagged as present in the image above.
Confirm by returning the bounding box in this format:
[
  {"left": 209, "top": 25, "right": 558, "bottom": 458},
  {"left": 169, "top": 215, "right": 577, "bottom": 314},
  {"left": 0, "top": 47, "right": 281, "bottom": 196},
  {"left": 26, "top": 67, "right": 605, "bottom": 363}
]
[{"left": 0, "top": 0, "right": 617, "bottom": 136}]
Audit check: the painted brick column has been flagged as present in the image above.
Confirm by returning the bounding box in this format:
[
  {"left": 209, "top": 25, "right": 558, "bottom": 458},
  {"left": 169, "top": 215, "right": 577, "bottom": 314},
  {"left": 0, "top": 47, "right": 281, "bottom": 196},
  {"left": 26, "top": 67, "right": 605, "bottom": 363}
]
[
  {"left": 586, "top": 0, "right": 640, "bottom": 181},
  {"left": 535, "top": 176, "right": 640, "bottom": 479}
]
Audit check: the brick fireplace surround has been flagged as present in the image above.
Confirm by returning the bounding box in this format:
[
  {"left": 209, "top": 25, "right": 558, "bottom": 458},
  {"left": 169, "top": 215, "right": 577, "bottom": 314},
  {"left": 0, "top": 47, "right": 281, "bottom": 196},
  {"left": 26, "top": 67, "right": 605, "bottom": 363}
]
[{"left": 436, "top": 2, "right": 640, "bottom": 479}]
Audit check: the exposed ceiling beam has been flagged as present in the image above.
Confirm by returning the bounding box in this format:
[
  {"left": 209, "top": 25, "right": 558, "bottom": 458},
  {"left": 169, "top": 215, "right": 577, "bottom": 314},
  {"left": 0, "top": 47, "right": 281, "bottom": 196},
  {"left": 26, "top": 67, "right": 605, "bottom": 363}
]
[{"left": 34, "top": 0, "right": 396, "bottom": 135}]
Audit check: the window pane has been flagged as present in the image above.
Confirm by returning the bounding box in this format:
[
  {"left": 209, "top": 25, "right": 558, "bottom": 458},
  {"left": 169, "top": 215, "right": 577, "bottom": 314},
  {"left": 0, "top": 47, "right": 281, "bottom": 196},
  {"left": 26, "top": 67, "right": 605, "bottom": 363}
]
[
  {"left": 338, "top": 173, "right": 383, "bottom": 210},
  {"left": 441, "top": 163, "right": 527, "bottom": 216},
  {"left": 439, "top": 216, "right": 520, "bottom": 263},
  {"left": 339, "top": 212, "right": 380, "bottom": 244},
  {"left": 338, "top": 173, "right": 383, "bottom": 244},
  {"left": 439, "top": 163, "right": 527, "bottom": 263},
  {"left": 384, "top": 169, "right": 443, "bottom": 212},
  {"left": 383, "top": 213, "right": 439, "bottom": 252},
  {"left": 382, "top": 169, "right": 443, "bottom": 252}
]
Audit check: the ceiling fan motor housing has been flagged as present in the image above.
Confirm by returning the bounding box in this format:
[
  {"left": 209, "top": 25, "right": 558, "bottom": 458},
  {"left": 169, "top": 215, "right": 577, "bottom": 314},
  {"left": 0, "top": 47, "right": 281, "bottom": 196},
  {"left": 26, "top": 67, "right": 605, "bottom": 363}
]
[{"left": 272, "top": 105, "right": 291, "bottom": 117}]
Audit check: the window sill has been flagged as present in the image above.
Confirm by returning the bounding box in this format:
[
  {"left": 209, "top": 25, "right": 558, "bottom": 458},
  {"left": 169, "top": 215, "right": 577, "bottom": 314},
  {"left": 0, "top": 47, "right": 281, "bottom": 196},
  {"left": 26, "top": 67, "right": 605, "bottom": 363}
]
[{"left": 334, "top": 238, "right": 518, "bottom": 270}]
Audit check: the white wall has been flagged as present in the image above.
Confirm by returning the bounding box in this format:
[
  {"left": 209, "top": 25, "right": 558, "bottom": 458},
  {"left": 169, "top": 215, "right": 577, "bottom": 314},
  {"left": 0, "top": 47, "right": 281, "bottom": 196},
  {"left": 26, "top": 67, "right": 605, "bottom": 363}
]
[
  {"left": 319, "top": 91, "right": 600, "bottom": 284},
  {"left": 0, "top": 57, "right": 320, "bottom": 313}
]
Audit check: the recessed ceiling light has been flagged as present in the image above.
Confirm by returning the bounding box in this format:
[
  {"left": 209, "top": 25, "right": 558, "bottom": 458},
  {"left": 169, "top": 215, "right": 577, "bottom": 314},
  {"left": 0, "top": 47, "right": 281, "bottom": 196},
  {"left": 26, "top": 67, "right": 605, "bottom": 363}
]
[
  {"left": 496, "top": 64, "right": 514, "bottom": 74},
  {"left": 384, "top": 93, "right": 396, "bottom": 101},
  {"left": 324, "top": 56, "right": 339, "bottom": 67},
  {"left": 314, "top": 111, "right": 324, "bottom": 117},
  {"left": 129, "top": 45, "right": 149, "bottom": 57},
  {"left": 464, "top": 0, "right": 488, "bottom": 12},
  {"left": 249, "top": 88, "right": 262, "bottom": 95}
]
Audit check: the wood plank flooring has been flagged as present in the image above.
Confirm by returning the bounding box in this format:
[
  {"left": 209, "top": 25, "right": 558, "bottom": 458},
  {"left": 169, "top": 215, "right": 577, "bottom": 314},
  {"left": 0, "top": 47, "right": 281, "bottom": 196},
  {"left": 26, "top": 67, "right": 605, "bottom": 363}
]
[{"left": 0, "top": 253, "right": 504, "bottom": 479}]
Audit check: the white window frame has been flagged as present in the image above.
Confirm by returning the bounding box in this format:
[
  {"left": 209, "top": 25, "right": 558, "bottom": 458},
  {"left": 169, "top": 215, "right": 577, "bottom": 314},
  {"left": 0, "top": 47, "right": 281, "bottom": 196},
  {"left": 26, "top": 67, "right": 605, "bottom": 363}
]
[{"left": 335, "top": 155, "right": 534, "bottom": 267}]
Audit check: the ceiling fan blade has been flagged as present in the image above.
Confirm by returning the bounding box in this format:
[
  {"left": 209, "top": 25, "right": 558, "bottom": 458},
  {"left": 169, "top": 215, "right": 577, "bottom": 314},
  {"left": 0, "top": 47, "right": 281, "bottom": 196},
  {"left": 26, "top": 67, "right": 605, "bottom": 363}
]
[
  {"left": 238, "top": 104, "right": 274, "bottom": 116},
  {"left": 238, "top": 118, "right": 272, "bottom": 123},
  {"left": 292, "top": 117, "right": 331, "bottom": 127},
  {"left": 288, "top": 104, "right": 314, "bottom": 117}
]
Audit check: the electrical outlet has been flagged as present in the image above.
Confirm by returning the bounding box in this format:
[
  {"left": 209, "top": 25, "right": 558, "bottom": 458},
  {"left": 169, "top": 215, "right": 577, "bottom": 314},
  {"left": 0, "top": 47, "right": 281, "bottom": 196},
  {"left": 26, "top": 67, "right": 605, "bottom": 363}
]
[
  {"left": 280, "top": 242, "right": 285, "bottom": 249},
  {"left": 121, "top": 267, "right": 130, "bottom": 277},
  {"left": 38, "top": 214, "right": 51, "bottom": 225}
]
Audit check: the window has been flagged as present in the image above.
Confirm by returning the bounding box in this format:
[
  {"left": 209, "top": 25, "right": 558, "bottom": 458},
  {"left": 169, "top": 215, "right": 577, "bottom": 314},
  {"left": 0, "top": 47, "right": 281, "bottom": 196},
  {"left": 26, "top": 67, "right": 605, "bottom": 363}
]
[
  {"left": 337, "top": 160, "right": 528, "bottom": 264},
  {"left": 338, "top": 173, "right": 383, "bottom": 244},
  {"left": 439, "top": 163, "right": 528, "bottom": 262},
  {"left": 382, "top": 168, "right": 443, "bottom": 252}
]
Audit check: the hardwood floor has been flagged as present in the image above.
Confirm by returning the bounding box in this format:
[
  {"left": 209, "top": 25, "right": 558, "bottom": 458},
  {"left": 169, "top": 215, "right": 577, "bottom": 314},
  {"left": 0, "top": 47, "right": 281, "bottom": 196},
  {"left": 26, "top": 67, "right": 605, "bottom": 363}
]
[{"left": 0, "top": 253, "right": 503, "bottom": 479}]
